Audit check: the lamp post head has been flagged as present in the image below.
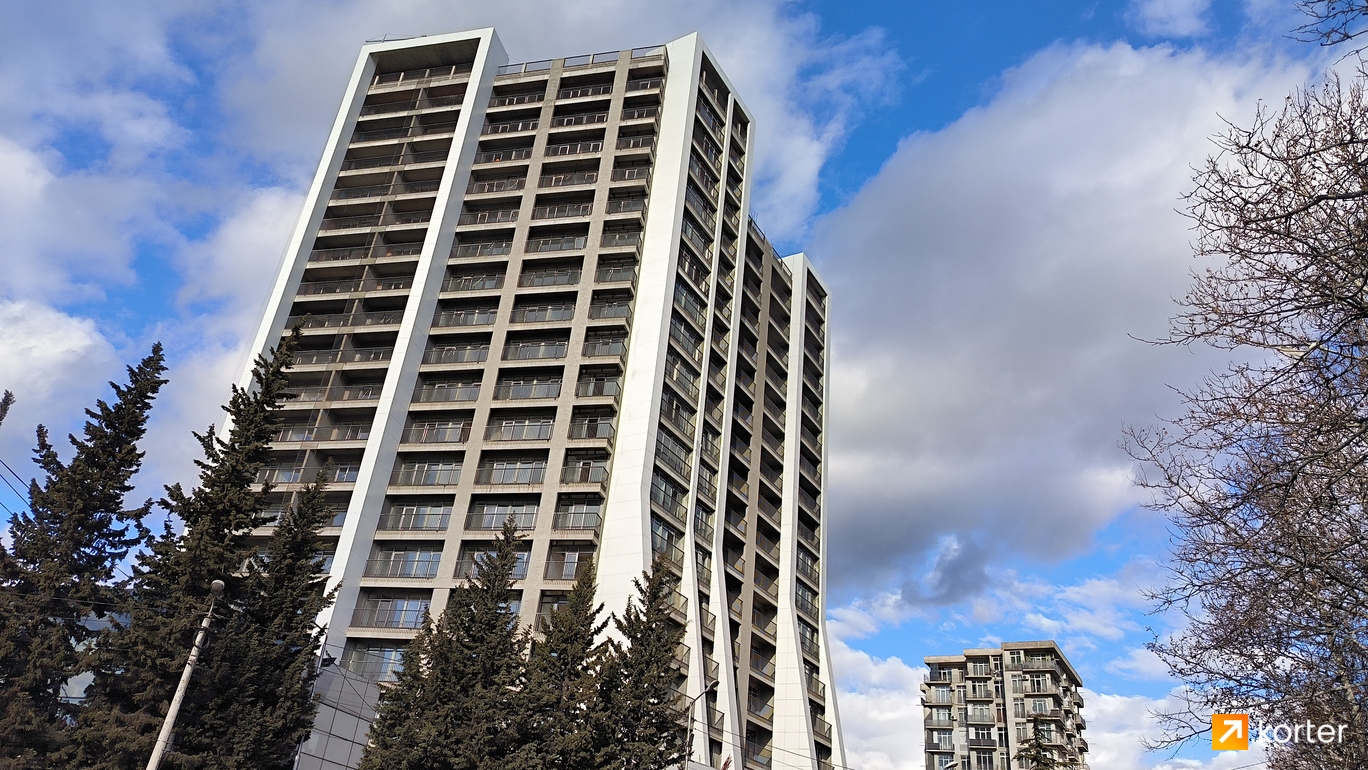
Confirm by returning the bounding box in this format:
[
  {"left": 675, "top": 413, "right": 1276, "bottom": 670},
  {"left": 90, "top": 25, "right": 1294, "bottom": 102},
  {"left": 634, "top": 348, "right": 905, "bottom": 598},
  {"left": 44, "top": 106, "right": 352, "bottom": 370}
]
[{"left": 210, "top": 580, "right": 225, "bottom": 596}]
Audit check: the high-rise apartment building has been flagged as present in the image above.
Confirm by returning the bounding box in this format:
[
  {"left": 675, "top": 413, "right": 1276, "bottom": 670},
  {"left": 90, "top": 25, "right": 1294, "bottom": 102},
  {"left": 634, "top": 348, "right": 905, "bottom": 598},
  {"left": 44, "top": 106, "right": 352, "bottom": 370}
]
[
  {"left": 235, "top": 28, "right": 840, "bottom": 770},
  {"left": 922, "top": 641, "right": 1089, "bottom": 770}
]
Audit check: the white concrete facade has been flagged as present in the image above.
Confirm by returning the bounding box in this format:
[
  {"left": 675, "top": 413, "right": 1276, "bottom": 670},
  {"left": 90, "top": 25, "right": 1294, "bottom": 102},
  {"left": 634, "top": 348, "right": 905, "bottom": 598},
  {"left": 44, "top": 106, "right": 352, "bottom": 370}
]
[{"left": 236, "top": 28, "right": 841, "bottom": 770}]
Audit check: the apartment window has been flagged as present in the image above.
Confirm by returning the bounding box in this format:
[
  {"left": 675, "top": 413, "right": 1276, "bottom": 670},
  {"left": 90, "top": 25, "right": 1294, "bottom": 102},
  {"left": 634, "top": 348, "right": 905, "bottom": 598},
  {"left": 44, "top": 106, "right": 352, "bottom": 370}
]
[
  {"left": 1016, "top": 724, "right": 1028, "bottom": 742},
  {"left": 931, "top": 756, "right": 955, "bottom": 770},
  {"left": 494, "top": 373, "right": 562, "bottom": 400},
  {"left": 340, "top": 642, "right": 404, "bottom": 681},
  {"left": 973, "top": 751, "right": 994, "bottom": 770},
  {"left": 378, "top": 503, "right": 452, "bottom": 531},
  {"left": 456, "top": 544, "right": 531, "bottom": 580},
  {"left": 1009, "top": 650, "right": 1023, "bottom": 664},
  {"left": 554, "top": 494, "right": 602, "bottom": 530},
  {"left": 1032, "top": 698, "right": 1049, "bottom": 714},
  {"left": 485, "top": 415, "right": 555, "bottom": 441},
  {"left": 656, "top": 430, "right": 693, "bottom": 478},
  {"left": 1012, "top": 675, "right": 1023, "bottom": 693},
  {"left": 969, "top": 703, "right": 992, "bottom": 721},
  {"left": 650, "top": 470, "right": 689, "bottom": 521},
  {"left": 365, "top": 546, "right": 442, "bottom": 578},
  {"left": 475, "top": 457, "right": 547, "bottom": 485},
  {"left": 1014, "top": 699, "right": 1025, "bottom": 718},
  {"left": 352, "top": 592, "right": 430, "bottom": 629},
  {"left": 927, "top": 730, "right": 952, "bottom": 750},
  {"left": 466, "top": 500, "right": 538, "bottom": 530},
  {"left": 973, "top": 726, "right": 993, "bottom": 742}
]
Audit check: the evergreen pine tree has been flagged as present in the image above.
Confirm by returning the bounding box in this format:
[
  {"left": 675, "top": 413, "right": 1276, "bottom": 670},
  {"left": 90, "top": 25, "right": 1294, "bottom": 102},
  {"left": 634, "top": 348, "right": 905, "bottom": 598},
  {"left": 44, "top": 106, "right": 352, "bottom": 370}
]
[
  {"left": 0, "top": 348, "right": 168, "bottom": 769},
  {"left": 597, "top": 558, "right": 688, "bottom": 770},
  {"left": 1012, "top": 715, "right": 1077, "bottom": 769},
  {"left": 167, "top": 474, "right": 336, "bottom": 769},
  {"left": 359, "top": 518, "right": 535, "bottom": 770},
  {"left": 524, "top": 556, "right": 609, "bottom": 770},
  {"left": 0, "top": 390, "right": 14, "bottom": 429},
  {"left": 69, "top": 335, "right": 298, "bottom": 770}
]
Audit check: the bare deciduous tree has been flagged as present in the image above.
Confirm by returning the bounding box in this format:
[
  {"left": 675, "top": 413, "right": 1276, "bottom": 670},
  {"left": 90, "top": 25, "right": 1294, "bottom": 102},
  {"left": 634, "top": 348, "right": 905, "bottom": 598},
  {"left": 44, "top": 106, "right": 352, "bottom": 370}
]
[
  {"left": 1128, "top": 73, "right": 1368, "bottom": 769},
  {"left": 1296, "top": 1, "right": 1368, "bottom": 48}
]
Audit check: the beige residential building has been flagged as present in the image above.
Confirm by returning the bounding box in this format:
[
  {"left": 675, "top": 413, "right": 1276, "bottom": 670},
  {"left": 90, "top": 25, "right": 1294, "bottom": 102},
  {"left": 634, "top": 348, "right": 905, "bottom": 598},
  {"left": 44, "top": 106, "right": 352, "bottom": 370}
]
[
  {"left": 235, "top": 27, "right": 840, "bottom": 770},
  {"left": 922, "top": 642, "right": 1089, "bottom": 770}
]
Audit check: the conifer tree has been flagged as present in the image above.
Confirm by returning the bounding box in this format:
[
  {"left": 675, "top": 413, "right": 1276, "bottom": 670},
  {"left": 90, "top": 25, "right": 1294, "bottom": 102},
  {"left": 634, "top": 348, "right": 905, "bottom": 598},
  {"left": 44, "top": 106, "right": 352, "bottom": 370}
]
[
  {"left": 0, "top": 390, "right": 14, "bottom": 430},
  {"left": 359, "top": 518, "right": 535, "bottom": 770},
  {"left": 524, "top": 556, "right": 609, "bottom": 770},
  {"left": 1012, "top": 716, "right": 1077, "bottom": 769},
  {"left": 70, "top": 334, "right": 298, "bottom": 770},
  {"left": 596, "top": 558, "right": 687, "bottom": 770},
  {"left": 0, "top": 347, "right": 168, "bottom": 769},
  {"left": 168, "top": 475, "right": 336, "bottom": 769}
]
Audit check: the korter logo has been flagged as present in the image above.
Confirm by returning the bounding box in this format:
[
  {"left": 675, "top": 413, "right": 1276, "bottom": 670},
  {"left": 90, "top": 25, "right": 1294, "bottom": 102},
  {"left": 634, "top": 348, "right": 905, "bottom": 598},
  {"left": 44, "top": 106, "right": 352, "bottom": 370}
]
[{"left": 1212, "top": 713, "right": 1348, "bottom": 751}]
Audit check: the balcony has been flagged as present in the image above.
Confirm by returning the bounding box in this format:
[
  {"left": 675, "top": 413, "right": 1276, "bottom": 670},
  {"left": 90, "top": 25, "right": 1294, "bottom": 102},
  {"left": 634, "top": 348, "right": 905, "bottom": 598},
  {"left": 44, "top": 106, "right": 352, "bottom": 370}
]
[
  {"left": 296, "top": 276, "right": 413, "bottom": 296},
  {"left": 485, "top": 422, "right": 553, "bottom": 442},
  {"left": 451, "top": 241, "right": 513, "bottom": 259},
  {"left": 601, "top": 231, "right": 642, "bottom": 249},
  {"left": 544, "top": 140, "right": 603, "bottom": 157},
  {"left": 754, "top": 572, "right": 779, "bottom": 601},
  {"left": 610, "top": 167, "right": 651, "bottom": 183},
  {"left": 747, "top": 695, "right": 774, "bottom": 722},
  {"left": 595, "top": 263, "right": 637, "bottom": 284},
  {"left": 364, "top": 554, "right": 441, "bottom": 579},
  {"left": 755, "top": 531, "right": 780, "bottom": 562},
  {"left": 331, "top": 179, "right": 441, "bottom": 201},
  {"left": 606, "top": 196, "right": 647, "bottom": 215},
  {"left": 284, "top": 384, "right": 381, "bottom": 403},
  {"left": 539, "top": 171, "right": 598, "bottom": 189},
  {"left": 274, "top": 423, "right": 370, "bottom": 443},
  {"left": 494, "top": 381, "right": 561, "bottom": 400},
  {"left": 558, "top": 84, "right": 612, "bottom": 99},
  {"left": 378, "top": 507, "right": 451, "bottom": 531},
  {"left": 341, "top": 149, "right": 447, "bottom": 171},
  {"left": 472, "top": 147, "right": 533, "bottom": 167},
  {"left": 360, "top": 94, "right": 462, "bottom": 115},
  {"left": 561, "top": 464, "right": 609, "bottom": 487},
  {"left": 488, "top": 92, "right": 543, "bottom": 107},
  {"left": 551, "top": 111, "right": 608, "bottom": 127},
  {"left": 351, "top": 120, "right": 458, "bottom": 144},
  {"left": 465, "top": 511, "right": 537, "bottom": 530},
  {"left": 743, "top": 740, "right": 772, "bottom": 769},
  {"left": 402, "top": 424, "right": 469, "bottom": 444},
  {"left": 433, "top": 308, "right": 496, "bottom": 328},
  {"left": 424, "top": 344, "right": 490, "bottom": 365},
  {"left": 752, "top": 611, "right": 778, "bottom": 640},
  {"left": 552, "top": 511, "right": 601, "bottom": 531},
  {"left": 350, "top": 604, "right": 428, "bottom": 629},
  {"left": 414, "top": 382, "right": 479, "bottom": 403},
  {"left": 391, "top": 464, "right": 461, "bottom": 486},
  {"left": 467, "top": 177, "right": 526, "bottom": 194},
  {"left": 812, "top": 714, "right": 833, "bottom": 742},
  {"left": 806, "top": 672, "right": 826, "bottom": 699},
  {"left": 482, "top": 118, "right": 539, "bottom": 135},
  {"left": 621, "top": 105, "right": 660, "bottom": 122},
  {"left": 518, "top": 265, "right": 582, "bottom": 286},
  {"left": 502, "top": 340, "right": 568, "bottom": 361},
  {"left": 576, "top": 379, "right": 621, "bottom": 398},
  {"left": 797, "top": 557, "right": 820, "bottom": 585},
  {"left": 616, "top": 135, "right": 656, "bottom": 153},
  {"left": 292, "top": 347, "right": 393, "bottom": 366},
  {"left": 472, "top": 465, "right": 547, "bottom": 485},
  {"left": 455, "top": 555, "right": 529, "bottom": 580},
  {"left": 532, "top": 202, "right": 593, "bottom": 220},
  {"left": 583, "top": 336, "right": 627, "bottom": 359}
]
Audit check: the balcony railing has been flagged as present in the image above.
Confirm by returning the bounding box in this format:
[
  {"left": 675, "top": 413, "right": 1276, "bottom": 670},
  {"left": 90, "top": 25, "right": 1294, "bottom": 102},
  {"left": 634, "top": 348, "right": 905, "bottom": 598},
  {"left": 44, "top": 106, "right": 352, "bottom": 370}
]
[
  {"left": 553, "top": 511, "right": 601, "bottom": 530},
  {"left": 402, "top": 424, "right": 469, "bottom": 444},
  {"left": 331, "top": 179, "right": 441, "bottom": 201},
  {"left": 583, "top": 337, "right": 626, "bottom": 358},
  {"left": 551, "top": 111, "right": 608, "bottom": 127},
  {"left": 606, "top": 197, "right": 647, "bottom": 215},
  {"left": 486, "top": 422, "right": 554, "bottom": 441},
  {"left": 489, "top": 92, "right": 543, "bottom": 107},
  {"left": 352, "top": 121, "right": 458, "bottom": 143},
  {"left": 465, "top": 512, "right": 537, "bottom": 530},
  {"left": 797, "top": 557, "right": 820, "bottom": 584},
  {"left": 610, "top": 167, "right": 651, "bottom": 183},
  {"left": 532, "top": 202, "right": 593, "bottom": 219},
  {"left": 292, "top": 347, "right": 393, "bottom": 366},
  {"left": 616, "top": 134, "right": 656, "bottom": 151},
  {"left": 472, "top": 147, "right": 533, "bottom": 164},
  {"left": 558, "top": 84, "right": 612, "bottom": 99},
  {"left": 502, "top": 340, "right": 568, "bottom": 360},
  {"left": 433, "top": 308, "right": 496, "bottom": 328},
  {"left": 378, "top": 507, "right": 451, "bottom": 531},
  {"left": 482, "top": 118, "right": 539, "bottom": 134},
  {"left": 510, "top": 305, "right": 574, "bottom": 323},
  {"left": 413, "top": 382, "right": 479, "bottom": 403},
  {"left": 518, "top": 265, "right": 582, "bottom": 284},
  {"left": 621, "top": 105, "right": 660, "bottom": 121},
  {"left": 286, "top": 310, "right": 404, "bottom": 330},
  {"left": 351, "top": 604, "right": 428, "bottom": 629},
  {"left": 473, "top": 465, "right": 547, "bottom": 485},
  {"left": 494, "top": 381, "right": 561, "bottom": 400},
  {"left": 627, "top": 77, "right": 663, "bottom": 91},
  {"left": 544, "top": 140, "right": 603, "bottom": 157},
  {"left": 340, "top": 150, "right": 447, "bottom": 170},
  {"left": 596, "top": 263, "right": 637, "bottom": 283},
  {"left": 296, "top": 276, "right": 413, "bottom": 296},
  {"left": 391, "top": 464, "right": 462, "bottom": 486},
  {"left": 443, "top": 273, "right": 504, "bottom": 292},
  {"left": 576, "top": 379, "right": 621, "bottom": 398},
  {"left": 274, "top": 423, "right": 370, "bottom": 443},
  {"left": 467, "top": 177, "right": 526, "bottom": 194},
  {"left": 364, "top": 554, "right": 442, "bottom": 578},
  {"left": 360, "top": 94, "right": 462, "bottom": 115},
  {"left": 539, "top": 171, "right": 598, "bottom": 188},
  {"left": 283, "top": 384, "right": 381, "bottom": 403},
  {"left": 457, "top": 208, "right": 518, "bottom": 226},
  {"left": 454, "top": 556, "right": 530, "bottom": 580},
  {"left": 423, "top": 345, "right": 490, "bottom": 364},
  {"left": 561, "top": 464, "right": 609, "bottom": 485},
  {"left": 601, "top": 231, "right": 642, "bottom": 248}
]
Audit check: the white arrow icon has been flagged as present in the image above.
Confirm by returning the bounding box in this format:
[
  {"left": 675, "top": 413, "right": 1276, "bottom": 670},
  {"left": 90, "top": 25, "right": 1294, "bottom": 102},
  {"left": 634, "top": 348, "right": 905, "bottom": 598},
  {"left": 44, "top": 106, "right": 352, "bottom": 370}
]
[{"left": 1219, "top": 718, "right": 1245, "bottom": 744}]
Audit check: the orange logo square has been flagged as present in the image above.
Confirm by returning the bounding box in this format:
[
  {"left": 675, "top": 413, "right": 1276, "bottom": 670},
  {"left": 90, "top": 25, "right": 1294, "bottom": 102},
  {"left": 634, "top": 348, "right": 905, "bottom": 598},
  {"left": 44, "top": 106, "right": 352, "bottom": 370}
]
[{"left": 1213, "top": 714, "right": 1249, "bottom": 750}]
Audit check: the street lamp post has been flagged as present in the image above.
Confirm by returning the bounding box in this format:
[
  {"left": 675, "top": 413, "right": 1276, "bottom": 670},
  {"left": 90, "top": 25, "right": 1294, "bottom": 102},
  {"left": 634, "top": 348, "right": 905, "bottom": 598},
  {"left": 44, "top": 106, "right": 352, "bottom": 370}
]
[
  {"left": 682, "top": 679, "right": 719, "bottom": 769},
  {"left": 145, "top": 579, "right": 224, "bottom": 770}
]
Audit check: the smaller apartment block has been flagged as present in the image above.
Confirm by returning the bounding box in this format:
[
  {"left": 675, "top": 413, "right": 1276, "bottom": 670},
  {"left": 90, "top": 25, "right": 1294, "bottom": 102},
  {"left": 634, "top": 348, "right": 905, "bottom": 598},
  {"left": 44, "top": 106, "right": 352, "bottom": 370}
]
[{"left": 921, "top": 641, "right": 1089, "bottom": 770}]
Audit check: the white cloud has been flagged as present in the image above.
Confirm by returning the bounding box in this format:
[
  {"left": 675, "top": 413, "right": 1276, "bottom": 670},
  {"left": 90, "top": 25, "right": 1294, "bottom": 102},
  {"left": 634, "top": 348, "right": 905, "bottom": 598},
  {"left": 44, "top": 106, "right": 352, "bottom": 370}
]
[
  {"left": 831, "top": 640, "right": 925, "bottom": 770},
  {"left": 813, "top": 42, "right": 1312, "bottom": 601},
  {"left": 1129, "top": 0, "right": 1213, "bottom": 37},
  {"left": 0, "top": 301, "right": 119, "bottom": 476}
]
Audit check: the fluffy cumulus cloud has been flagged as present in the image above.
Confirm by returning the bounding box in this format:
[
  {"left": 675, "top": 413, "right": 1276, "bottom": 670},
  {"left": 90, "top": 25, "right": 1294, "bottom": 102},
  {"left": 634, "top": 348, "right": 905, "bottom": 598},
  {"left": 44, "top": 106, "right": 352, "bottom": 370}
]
[
  {"left": 831, "top": 640, "right": 925, "bottom": 770},
  {"left": 813, "top": 41, "right": 1311, "bottom": 603},
  {"left": 1129, "top": 0, "right": 1214, "bottom": 37}
]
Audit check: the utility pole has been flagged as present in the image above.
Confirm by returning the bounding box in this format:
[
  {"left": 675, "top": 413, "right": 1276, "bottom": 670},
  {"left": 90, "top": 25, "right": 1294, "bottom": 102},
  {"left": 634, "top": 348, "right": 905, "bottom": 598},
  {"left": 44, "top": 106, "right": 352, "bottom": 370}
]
[{"left": 146, "top": 579, "right": 224, "bottom": 770}]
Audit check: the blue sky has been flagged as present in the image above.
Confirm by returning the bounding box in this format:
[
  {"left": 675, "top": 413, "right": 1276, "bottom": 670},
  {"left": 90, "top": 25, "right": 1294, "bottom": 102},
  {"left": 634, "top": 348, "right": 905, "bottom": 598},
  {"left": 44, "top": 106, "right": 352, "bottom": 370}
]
[{"left": 0, "top": 1, "right": 1339, "bottom": 768}]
